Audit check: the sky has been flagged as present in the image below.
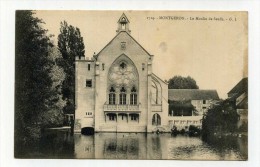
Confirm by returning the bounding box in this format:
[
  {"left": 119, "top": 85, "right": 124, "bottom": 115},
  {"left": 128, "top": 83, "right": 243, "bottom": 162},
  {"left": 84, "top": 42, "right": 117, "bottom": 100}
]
[{"left": 35, "top": 10, "right": 248, "bottom": 99}]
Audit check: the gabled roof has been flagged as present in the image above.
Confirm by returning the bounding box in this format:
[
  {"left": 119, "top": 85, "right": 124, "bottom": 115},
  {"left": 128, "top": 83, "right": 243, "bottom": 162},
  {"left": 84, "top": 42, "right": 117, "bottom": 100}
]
[
  {"left": 228, "top": 77, "right": 248, "bottom": 95},
  {"left": 95, "top": 31, "right": 152, "bottom": 59},
  {"left": 118, "top": 13, "right": 130, "bottom": 23},
  {"left": 168, "top": 89, "right": 220, "bottom": 101}
]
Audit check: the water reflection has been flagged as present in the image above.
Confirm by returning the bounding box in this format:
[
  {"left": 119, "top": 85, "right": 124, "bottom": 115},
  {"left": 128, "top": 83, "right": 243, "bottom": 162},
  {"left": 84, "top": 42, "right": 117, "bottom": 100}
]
[
  {"left": 74, "top": 133, "right": 247, "bottom": 160},
  {"left": 16, "top": 131, "right": 248, "bottom": 160},
  {"left": 39, "top": 131, "right": 75, "bottom": 158}
]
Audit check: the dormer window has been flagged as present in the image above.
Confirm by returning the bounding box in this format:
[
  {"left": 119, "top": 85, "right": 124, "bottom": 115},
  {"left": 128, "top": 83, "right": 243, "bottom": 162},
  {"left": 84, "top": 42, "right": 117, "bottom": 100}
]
[
  {"left": 122, "top": 23, "right": 125, "bottom": 30},
  {"left": 117, "top": 13, "right": 130, "bottom": 34}
]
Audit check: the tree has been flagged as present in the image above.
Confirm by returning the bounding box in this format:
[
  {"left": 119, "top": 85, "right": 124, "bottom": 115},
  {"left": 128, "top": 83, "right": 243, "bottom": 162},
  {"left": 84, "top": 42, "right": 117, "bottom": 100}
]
[
  {"left": 38, "top": 47, "right": 66, "bottom": 128},
  {"left": 168, "top": 76, "right": 199, "bottom": 89},
  {"left": 201, "top": 99, "right": 239, "bottom": 140},
  {"left": 15, "top": 11, "right": 55, "bottom": 150},
  {"left": 57, "top": 21, "right": 85, "bottom": 114}
]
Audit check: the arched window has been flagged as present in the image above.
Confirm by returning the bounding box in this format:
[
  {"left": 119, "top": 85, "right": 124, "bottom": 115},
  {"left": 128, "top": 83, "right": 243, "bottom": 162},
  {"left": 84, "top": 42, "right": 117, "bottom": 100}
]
[
  {"left": 151, "top": 81, "right": 158, "bottom": 104},
  {"left": 107, "top": 55, "right": 139, "bottom": 106},
  {"left": 119, "top": 87, "right": 126, "bottom": 105},
  {"left": 130, "top": 86, "right": 137, "bottom": 105},
  {"left": 109, "top": 86, "right": 116, "bottom": 105},
  {"left": 152, "top": 113, "right": 161, "bottom": 126}
]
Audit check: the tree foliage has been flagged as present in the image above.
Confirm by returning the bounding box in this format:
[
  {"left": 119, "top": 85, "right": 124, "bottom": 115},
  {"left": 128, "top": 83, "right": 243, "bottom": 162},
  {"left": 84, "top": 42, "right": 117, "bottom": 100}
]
[
  {"left": 168, "top": 76, "right": 199, "bottom": 89},
  {"left": 15, "top": 12, "right": 66, "bottom": 155},
  {"left": 15, "top": 10, "right": 54, "bottom": 125},
  {"left": 15, "top": 10, "right": 55, "bottom": 149},
  {"left": 201, "top": 100, "right": 239, "bottom": 139},
  {"left": 57, "top": 21, "right": 85, "bottom": 114},
  {"left": 38, "top": 47, "right": 66, "bottom": 128}
]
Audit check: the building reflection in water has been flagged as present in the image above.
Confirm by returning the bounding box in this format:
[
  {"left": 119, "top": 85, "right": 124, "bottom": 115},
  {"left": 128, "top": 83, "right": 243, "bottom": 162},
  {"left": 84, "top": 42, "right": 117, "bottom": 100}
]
[
  {"left": 16, "top": 130, "right": 247, "bottom": 160},
  {"left": 75, "top": 133, "right": 168, "bottom": 159},
  {"left": 74, "top": 133, "right": 247, "bottom": 160}
]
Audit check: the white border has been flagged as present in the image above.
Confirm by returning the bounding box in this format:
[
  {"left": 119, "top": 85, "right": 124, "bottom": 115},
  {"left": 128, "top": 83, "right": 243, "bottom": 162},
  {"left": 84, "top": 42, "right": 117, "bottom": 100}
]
[{"left": 1, "top": 0, "right": 260, "bottom": 167}]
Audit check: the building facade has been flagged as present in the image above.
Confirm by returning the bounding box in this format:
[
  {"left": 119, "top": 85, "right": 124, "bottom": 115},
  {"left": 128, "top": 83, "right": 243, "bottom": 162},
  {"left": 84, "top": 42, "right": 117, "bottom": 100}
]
[
  {"left": 168, "top": 89, "right": 219, "bottom": 130},
  {"left": 75, "top": 13, "right": 168, "bottom": 133},
  {"left": 227, "top": 77, "right": 248, "bottom": 128},
  {"left": 75, "top": 13, "right": 220, "bottom": 133}
]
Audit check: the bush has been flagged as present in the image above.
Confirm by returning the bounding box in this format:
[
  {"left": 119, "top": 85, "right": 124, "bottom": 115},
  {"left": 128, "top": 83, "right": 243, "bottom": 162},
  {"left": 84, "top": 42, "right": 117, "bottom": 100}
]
[
  {"left": 202, "top": 100, "right": 239, "bottom": 139},
  {"left": 189, "top": 125, "right": 201, "bottom": 136},
  {"left": 238, "top": 122, "right": 248, "bottom": 132},
  {"left": 39, "top": 109, "right": 64, "bottom": 128}
]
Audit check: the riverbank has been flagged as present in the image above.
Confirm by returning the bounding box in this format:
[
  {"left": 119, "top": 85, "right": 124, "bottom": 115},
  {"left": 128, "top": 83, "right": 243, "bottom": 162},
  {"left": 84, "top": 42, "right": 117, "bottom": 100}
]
[
  {"left": 212, "top": 131, "right": 248, "bottom": 138},
  {"left": 45, "top": 126, "right": 71, "bottom": 131}
]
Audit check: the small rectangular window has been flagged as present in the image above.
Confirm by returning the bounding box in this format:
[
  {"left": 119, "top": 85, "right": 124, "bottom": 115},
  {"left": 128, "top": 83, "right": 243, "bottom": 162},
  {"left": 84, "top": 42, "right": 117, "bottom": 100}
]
[
  {"left": 131, "top": 115, "right": 137, "bottom": 121},
  {"left": 109, "top": 115, "right": 115, "bottom": 121},
  {"left": 203, "top": 100, "right": 206, "bottom": 104},
  {"left": 102, "top": 63, "right": 105, "bottom": 71},
  {"left": 142, "top": 63, "right": 145, "bottom": 71},
  {"left": 86, "top": 79, "right": 92, "bottom": 87},
  {"left": 88, "top": 64, "right": 90, "bottom": 71}
]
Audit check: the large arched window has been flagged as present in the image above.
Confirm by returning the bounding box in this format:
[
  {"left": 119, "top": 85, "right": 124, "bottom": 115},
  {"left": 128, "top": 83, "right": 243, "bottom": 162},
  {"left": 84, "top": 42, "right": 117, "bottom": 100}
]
[
  {"left": 108, "top": 55, "right": 139, "bottom": 105},
  {"left": 130, "top": 86, "right": 137, "bottom": 105},
  {"left": 109, "top": 86, "right": 116, "bottom": 105},
  {"left": 152, "top": 113, "right": 161, "bottom": 126},
  {"left": 119, "top": 87, "right": 126, "bottom": 105}
]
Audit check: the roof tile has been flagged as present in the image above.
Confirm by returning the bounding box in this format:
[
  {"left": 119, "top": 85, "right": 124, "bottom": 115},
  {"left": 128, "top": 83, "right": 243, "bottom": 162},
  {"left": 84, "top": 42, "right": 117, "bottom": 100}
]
[{"left": 168, "top": 89, "right": 219, "bottom": 101}]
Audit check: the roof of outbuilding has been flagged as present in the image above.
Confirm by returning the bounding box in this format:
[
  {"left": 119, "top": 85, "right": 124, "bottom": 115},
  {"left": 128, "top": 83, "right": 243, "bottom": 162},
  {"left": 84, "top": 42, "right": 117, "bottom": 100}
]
[
  {"left": 228, "top": 77, "right": 248, "bottom": 95},
  {"left": 168, "top": 89, "right": 220, "bottom": 101},
  {"left": 237, "top": 96, "right": 248, "bottom": 109}
]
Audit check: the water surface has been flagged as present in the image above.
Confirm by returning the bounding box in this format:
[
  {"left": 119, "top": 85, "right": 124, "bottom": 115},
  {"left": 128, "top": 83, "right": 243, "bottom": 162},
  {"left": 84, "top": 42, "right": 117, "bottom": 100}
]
[{"left": 16, "top": 131, "right": 248, "bottom": 160}]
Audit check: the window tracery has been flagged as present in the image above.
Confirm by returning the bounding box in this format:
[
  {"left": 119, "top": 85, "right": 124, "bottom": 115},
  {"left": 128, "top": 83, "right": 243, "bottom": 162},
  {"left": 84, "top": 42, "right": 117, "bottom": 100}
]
[{"left": 107, "top": 55, "right": 139, "bottom": 105}]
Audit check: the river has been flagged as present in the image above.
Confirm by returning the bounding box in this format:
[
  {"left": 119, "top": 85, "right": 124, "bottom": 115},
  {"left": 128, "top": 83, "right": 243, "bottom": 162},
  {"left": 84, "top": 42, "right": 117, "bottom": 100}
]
[{"left": 15, "top": 131, "right": 248, "bottom": 160}]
